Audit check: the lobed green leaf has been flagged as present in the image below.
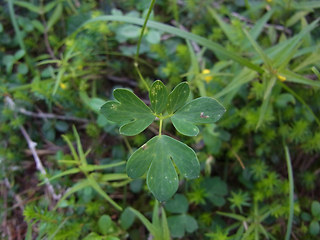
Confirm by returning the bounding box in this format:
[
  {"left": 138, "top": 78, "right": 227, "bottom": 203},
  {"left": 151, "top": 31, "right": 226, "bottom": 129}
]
[
  {"left": 126, "top": 135, "right": 199, "bottom": 201},
  {"left": 149, "top": 80, "right": 168, "bottom": 114},
  {"left": 100, "top": 89, "right": 155, "bottom": 136},
  {"left": 166, "top": 82, "right": 190, "bottom": 114},
  {"left": 171, "top": 97, "right": 226, "bottom": 136}
]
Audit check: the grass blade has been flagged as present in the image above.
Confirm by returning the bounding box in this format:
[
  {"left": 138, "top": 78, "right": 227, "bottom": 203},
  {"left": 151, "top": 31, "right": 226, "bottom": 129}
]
[
  {"left": 54, "top": 180, "right": 91, "bottom": 210},
  {"left": 283, "top": 145, "right": 294, "bottom": 240},
  {"left": 279, "top": 69, "right": 320, "bottom": 88},
  {"left": 129, "top": 207, "right": 160, "bottom": 237},
  {"left": 243, "top": 29, "right": 272, "bottom": 70},
  {"left": 100, "top": 173, "right": 129, "bottom": 182},
  {"left": 249, "top": 9, "right": 274, "bottom": 41},
  {"left": 72, "top": 126, "right": 87, "bottom": 166},
  {"left": 80, "top": 16, "right": 263, "bottom": 73},
  {"left": 214, "top": 68, "right": 257, "bottom": 99},
  {"left": 293, "top": 1, "right": 320, "bottom": 9},
  {"left": 62, "top": 134, "right": 79, "bottom": 162},
  {"left": 256, "top": 81, "right": 273, "bottom": 130},
  {"left": 85, "top": 161, "right": 126, "bottom": 171},
  {"left": 38, "top": 168, "right": 80, "bottom": 186},
  {"left": 161, "top": 207, "right": 171, "bottom": 240},
  {"left": 87, "top": 174, "right": 122, "bottom": 211},
  {"left": 208, "top": 8, "right": 238, "bottom": 46}
]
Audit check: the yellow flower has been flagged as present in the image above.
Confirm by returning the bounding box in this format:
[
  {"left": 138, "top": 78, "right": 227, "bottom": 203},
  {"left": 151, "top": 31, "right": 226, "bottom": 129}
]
[
  {"left": 277, "top": 74, "right": 286, "bottom": 82},
  {"left": 202, "top": 69, "right": 213, "bottom": 83},
  {"left": 60, "top": 82, "right": 67, "bottom": 90},
  {"left": 266, "top": 0, "right": 272, "bottom": 2}
]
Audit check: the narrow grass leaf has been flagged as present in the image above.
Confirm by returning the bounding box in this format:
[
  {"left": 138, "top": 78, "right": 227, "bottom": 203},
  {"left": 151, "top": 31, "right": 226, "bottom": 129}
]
[
  {"left": 87, "top": 174, "right": 122, "bottom": 211},
  {"left": 47, "top": 3, "right": 63, "bottom": 30},
  {"left": 283, "top": 145, "right": 294, "bottom": 240},
  {"left": 256, "top": 90, "right": 272, "bottom": 130},
  {"left": 293, "top": 51, "right": 320, "bottom": 72},
  {"left": 100, "top": 173, "right": 129, "bottom": 182},
  {"left": 129, "top": 207, "right": 160, "bottom": 237},
  {"left": 62, "top": 135, "right": 79, "bottom": 162},
  {"left": 81, "top": 16, "right": 263, "bottom": 73},
  {"left": 161, "top": 208, "right": 171, "bottom": 240},
  {"left": 54, "top": 180, "right": 91, "bottom": 210},
  {"left": 293, "top": 1, "right": 320, "bottom": 9},
  {"left": 280, "top": 69, "right": 320, "bottom": 88},
  {"left": 38, "top": 168, "right": 80, "bottom": 186},
  {"left": 268, "top": 19, "right": 319, "bottom": 67},
  {"left": 286, "top": 11, "right": 310, "bottom": 27},
  {"left": 249, "top": 9, "right": 274, "bottom": 41},
  {"left": 85, "top": 161, "right": 126, "bottom": 171},
  {"left": 264, "top": 77, "right": 277, "bottom": 100},
  {"left": 52, "top": 68, "right": 65, "bottom": 95},
  {"left": 152, "top": 201, "right": 160, "bottom": 229},
  {"left": 208, "top": 8, "right": 238, "bottom": 45},
  {"left": 13, "top": 1, "right": 41, "bottom": 14},
  {"left": 243, "top": 29, "right": 272, "bottom": 70},
  {"left": 214, "top": 68, "right": 257, "bottom": 99},
  {"left": 72, "top": 126, "right": 87, "bottom": 166}
]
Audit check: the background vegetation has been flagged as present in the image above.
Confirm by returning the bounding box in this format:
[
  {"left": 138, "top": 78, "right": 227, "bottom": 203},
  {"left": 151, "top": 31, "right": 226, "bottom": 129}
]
[{"left": 1, "top": 0, "right": 320, "bottom": 239}]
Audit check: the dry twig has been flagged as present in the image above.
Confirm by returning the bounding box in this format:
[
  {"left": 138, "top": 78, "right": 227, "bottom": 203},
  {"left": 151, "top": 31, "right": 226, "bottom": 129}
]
[
  {"left": 18, "top": 108, "right": 89, "bottom": 123},
  {"left": 5, "top": 97, "right": 61, "bottom": 201}
]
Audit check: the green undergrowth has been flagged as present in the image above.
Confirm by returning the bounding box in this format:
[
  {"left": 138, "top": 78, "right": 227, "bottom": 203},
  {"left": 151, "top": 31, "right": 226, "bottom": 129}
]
[{"left": 0, "top": 0, "right": 320, "bottom": 239}]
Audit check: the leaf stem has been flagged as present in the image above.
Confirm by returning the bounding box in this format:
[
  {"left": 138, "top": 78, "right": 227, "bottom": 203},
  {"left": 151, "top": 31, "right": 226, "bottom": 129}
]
[
  {"left": 159, "top": 119, "right": 163, "bottom": 136},
  {"left": 135, "top": 62, "right": 150, "bottom": 91},
  {"left": 156, "top": 113, "right": 173, "bottom": 120},
  {"left": 134, "top": 0, "right": 156, "bottom": 91},
  {"left": 135, "top": 0, "right": 156, "bottom": 60}
]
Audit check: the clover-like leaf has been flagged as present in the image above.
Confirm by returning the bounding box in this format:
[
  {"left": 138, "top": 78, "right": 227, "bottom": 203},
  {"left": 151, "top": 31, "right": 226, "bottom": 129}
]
[
  {"left": 202, "top": 177, "right": 228, "bottom": 207},
  {"left": 166, "top": 82, "right": 190, "bottom": 114},
  {"left": 167, "top": 214, "right": 198, "bottom": 238},
  {"left": 171, "top": 97, "right": 226, "bottom": 136},
  {"left": 100, "top": 89, "right": 155, "bottom": 136},
  {"left": 165, "top": 194, "right": 189, "bottom": 214},
  {"left": 149, "top": 80, "right": 168, "bottom": 114},
  {"left": 126, "top": 135, "right": 199, "bottom": 201}
]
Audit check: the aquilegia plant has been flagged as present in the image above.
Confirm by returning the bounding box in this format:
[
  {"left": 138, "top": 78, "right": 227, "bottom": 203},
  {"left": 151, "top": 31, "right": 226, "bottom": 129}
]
[{"left": 100, "top": 80, "right": 225, "bottom": 201}]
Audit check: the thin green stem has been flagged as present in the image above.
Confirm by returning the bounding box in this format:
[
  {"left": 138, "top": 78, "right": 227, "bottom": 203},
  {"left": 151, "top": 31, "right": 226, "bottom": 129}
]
[
  {"left": 159, "top": 119, "right": 163, "bottom": 136},
  {"left": 284, "top": 144, "right": 294, "bottom": 240},
  {"left": 123, "top": 136, "right": 133, "bottom": 154},
  {"left": 279, "top": 111, "right": 294, "bottom": 240},
  {"left": 135, "top": 62, "right": 150, "bottom": 91},
  {"left": 135, "top": 0, "right": 156, "bottom": 60},
  {"left": 134, "top": 0, "right": 156, "bottom": 91}
]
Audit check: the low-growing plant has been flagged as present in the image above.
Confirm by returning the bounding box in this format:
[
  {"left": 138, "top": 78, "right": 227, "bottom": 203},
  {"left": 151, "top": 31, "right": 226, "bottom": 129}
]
[
  {"left": 100, "top": 80, "right": 226, "bottom": 201},
  {"left": 1, "top": 0, "right": 320, "bottom": 239}
]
